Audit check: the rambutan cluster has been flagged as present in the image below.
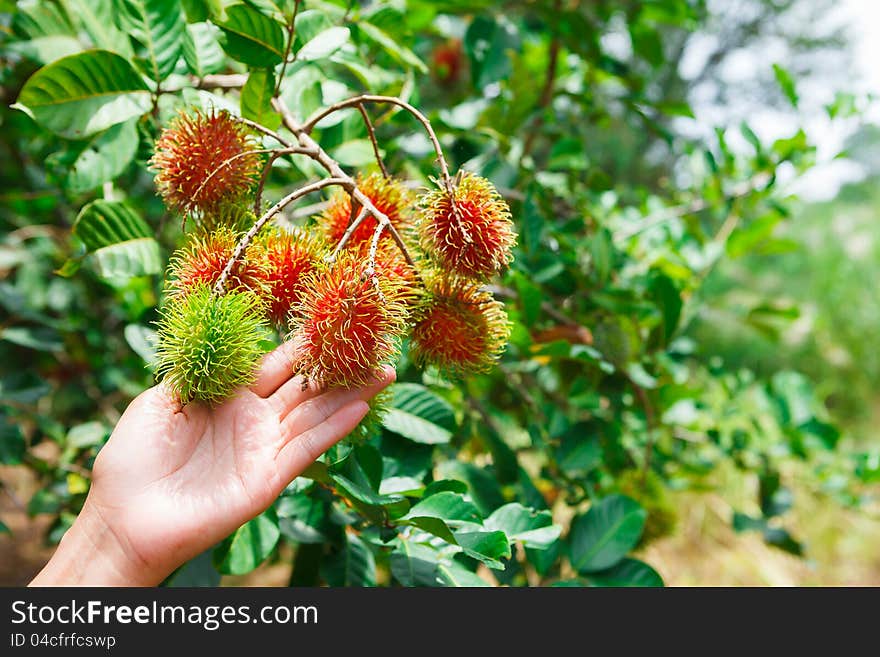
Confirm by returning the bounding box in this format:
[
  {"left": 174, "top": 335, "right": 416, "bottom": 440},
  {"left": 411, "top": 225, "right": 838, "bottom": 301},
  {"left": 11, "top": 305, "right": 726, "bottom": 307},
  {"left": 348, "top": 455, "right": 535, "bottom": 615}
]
[{"left": 147, "top": 104, "right": 517, "bottom": 417}]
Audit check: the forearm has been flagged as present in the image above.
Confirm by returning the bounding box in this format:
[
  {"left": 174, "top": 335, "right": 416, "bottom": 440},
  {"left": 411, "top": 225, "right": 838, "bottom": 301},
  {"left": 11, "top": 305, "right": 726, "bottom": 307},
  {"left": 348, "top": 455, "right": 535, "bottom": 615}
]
[{"left": 29, "top": 502, "right": 165, "bottom": 587}]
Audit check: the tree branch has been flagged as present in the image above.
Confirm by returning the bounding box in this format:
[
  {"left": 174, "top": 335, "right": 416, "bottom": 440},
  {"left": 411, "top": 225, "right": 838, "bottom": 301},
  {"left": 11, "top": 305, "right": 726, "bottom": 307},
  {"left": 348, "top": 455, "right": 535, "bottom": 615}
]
[
  {"left": 272, "top": 96, "right": 419, "bottom": 270},
  {"left": 213, "top": 177, "right": 348, "bottom": 294},
  {"left": 301, "top": 94, "right": 451, "bottom": 188},
  {"left": 357, "top": 102, "right": 389, "bottom": 179}
]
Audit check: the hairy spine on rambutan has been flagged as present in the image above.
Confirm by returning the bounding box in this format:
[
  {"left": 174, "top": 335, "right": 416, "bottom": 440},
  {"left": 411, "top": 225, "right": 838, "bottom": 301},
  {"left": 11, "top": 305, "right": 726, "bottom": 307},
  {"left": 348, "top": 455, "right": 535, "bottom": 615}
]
[
  {"left": 316, "top": 173, "right": 415, "bottom": 248},
  {"left": 418, "top": 173, "right": 516, "bottom": 280},
  {"left": 150, "top": 109, "right": 262, "bottom": 218},
  {"left": 346, "top": 388, "right": 393, "bottom": 445},
  {"left": 154, "top": 285, "right": 268, "bottom": 405},
  {"left": 165, "top": 226, "right": 270, "bottom": 298},
  {"left": 288, "top": 251, "right": 409, "bottom": 388},
  {"left": 250, "top": 227, "right": 324, "bottom": 326},
  {"left": 409, "top": 275, "right": 511, "bottom": 376}
]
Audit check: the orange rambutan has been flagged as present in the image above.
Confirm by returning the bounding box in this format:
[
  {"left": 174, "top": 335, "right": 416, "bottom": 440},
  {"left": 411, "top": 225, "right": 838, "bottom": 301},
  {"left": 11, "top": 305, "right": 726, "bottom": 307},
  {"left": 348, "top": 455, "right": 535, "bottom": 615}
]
[
  {"left": 288, "top": 251, "right": 409, "bottom": 387},
  {"left": 410, "top": 274, "right": 511, "bottom": 376},
  {"left": 316, "top": 173, "right": 414, "bottom": 248},
  {"left": 150, "top": 109, "right": 262, "bottom": 217},
  {"left": 250, "top": 227, "right": 324, "bottom": 326},
  {"left": 418, "top": 173, "right": 516, "bottom": 280},
  {"left": 166, "top": 226, "right": 269, "bottom": 298}
]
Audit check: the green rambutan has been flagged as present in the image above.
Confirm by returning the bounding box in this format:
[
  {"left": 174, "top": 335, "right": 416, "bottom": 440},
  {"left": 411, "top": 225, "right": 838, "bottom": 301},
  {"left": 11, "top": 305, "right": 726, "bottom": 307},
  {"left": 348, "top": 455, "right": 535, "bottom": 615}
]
[
  {"left": 250, "top": 227, "right": 324, "bottom": 326},
  {"left": 418, "top": 173, "right": 516, "bottom": 280},
  {"left": 165, "top": 226, "right": 269, "bottom": 298},
  {"left": 288, "top": 251, "right": 409, "bottom": 388},
  {"left": 150, "top": 109, "right": 262, "bottom": 218},
  {"left": 154, "top": 285, "right": 269, "bottom": 405},
  {"left": 410, "top": 275, "right": 511, "bottom": 376},
  {"left": 316, "top": 173, "right": 415, "bottom": 248},
  {"left": 345, "top": 387, "right": 393, "bottom": 445}
]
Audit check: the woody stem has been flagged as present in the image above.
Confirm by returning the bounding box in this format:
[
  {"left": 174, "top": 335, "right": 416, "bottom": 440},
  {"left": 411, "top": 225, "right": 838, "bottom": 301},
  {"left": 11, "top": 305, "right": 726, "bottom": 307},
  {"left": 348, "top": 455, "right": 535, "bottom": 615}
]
[{"left": 213, "top": 177, "right": 348, "bottom": 294}]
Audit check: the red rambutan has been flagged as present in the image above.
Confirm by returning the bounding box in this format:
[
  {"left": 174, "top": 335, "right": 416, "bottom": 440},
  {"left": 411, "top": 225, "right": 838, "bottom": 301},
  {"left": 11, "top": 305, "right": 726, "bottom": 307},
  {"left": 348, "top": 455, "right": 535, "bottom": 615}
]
[
  {"left": 251, "top": 227, "right": 324, "bottom": 326},
  {"left": 166, "top": 226, "right": 269, "bottom": 298},
  {"left": 150, "top": 109, "right": 262, "bottom": 217},
  {"left": 418, "top": 172, "right": 516, "bottom": 280},
  {"left": 410, "top": 275, "right": 511, "bottom": 376},
  {"left": 316, "top": 173, "right": 414, "bottom": 248},
  {"left": 288, "top": 251, "right": 409, "bottom": 387},
  {"left": 432, "top": 38, "right": 465, "bottom": 86}
]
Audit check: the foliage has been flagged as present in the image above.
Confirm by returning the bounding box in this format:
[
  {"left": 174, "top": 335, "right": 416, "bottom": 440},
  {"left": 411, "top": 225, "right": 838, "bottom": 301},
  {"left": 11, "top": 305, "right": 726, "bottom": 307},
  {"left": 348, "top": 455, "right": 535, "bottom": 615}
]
[{"left": 1, "top": 0, "right": 875, "bottom": 587}]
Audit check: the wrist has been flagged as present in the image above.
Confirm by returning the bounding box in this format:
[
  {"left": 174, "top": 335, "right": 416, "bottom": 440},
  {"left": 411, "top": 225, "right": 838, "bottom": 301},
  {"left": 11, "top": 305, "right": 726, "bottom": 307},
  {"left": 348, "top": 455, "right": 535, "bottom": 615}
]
[{"left": 30, "top": 500, "right": 164, "bottom": 587}]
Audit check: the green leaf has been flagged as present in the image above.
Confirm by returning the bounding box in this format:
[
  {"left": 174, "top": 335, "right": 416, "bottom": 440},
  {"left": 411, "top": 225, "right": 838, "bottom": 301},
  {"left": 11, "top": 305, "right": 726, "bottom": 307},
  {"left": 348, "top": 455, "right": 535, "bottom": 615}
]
[
  {"left": 404, "top": 491, "right": 481, "bottom": 525},
  {"left": 213, "top": 507, "right": 280, "bottom": 574},
  {"left": 484, "top": 503, "right": 561, "bottom": 549},
  {"left": 13, "top": 50, "right": 151, "bottom": 139},
  {"left": 124, "top": 324, "right": 158, "bottom": 368},
  {"left": 381, "top": 383, "right": 456, "bottom": 444},
  {"left": 91, "top": 239, "right": 163, "bottom": 280},
  {"left": 67, "top": 0, "right": 134, "bottom": 58},
  {"left": 649, "top": 273, "right": 682, "bottom": 345},
  {"left": 437, "top": 561, "right": 490, "bottom": 587},
  {"left": 0, "top": 520, "right": 9, "bottom": 535},
  {"left": 69, "top": 201, "right": 162, "bottom": 280},
  {"left": 321, "top": 533, "right": 376, "bottom": 586},
  {"left": 166, "top": 549, "right": 221, "bottom": 587},
  {"left": 569, "top": 494, "right": 646, "bottom": 573},
  {"left": 0, "top": 327, "right": 63, "bottom": 352},
  {"left": 28, "top": 489, "right": 62, "bottom": 516},
  {"left": 116, "top": 0, "right": 186, "bottom": 81},
  {"left": 217, "top": 3, "right": 285, "bottom": 68},
  {"left": 356, "top": 21, "right": 426, "bottom": 72},
  {"left": 453, "top": 530, "right": 510, "bottom": 569},
  {"left": 514, "top": 271, "right": 542, "bottom": 326},
  {"left": 66, "top": 421, "right": 108, "bottom": 448},
  {"left": 296, "top": 26, "right": 350, "bottom": 62},
  {"left": 405, "top": 516, "right": 457, "bottom": 544},
  {"left": 241, "top": 69, "right": 281, "bottom": 130},
  {"left": 772, "top": 63, "right": 799, "bottom": 108},
  {"left": 0, "top": 416, "right": 26, "bottom": 465},
  {"left": 587, "top": 558, "right": 664, "bottom": 587},
  {"left": 331, "top": 139, "right": 382, "bottom": 167},
  {"left": 436, "top": 461, "right": 505, "bottom": 516},
  {"left": 390, "top": 540, "right": 441, "bottom": 586},
  {"left": 0, "top": 373, "right": 51, "bottom": 404},
  {"left": 66, "top": 120, "right": 139, "bottom": 193},
  {"left": 7, "top": 36, "right": 82, "bottom": 65},
  {"left": 182, "top": 22, "right": 226, "bottom": 76}
]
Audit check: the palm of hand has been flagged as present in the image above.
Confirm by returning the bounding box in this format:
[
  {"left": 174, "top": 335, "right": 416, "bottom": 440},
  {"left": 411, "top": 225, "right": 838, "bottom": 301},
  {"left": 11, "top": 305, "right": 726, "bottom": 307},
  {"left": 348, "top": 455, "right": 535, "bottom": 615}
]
[{"left": 85, "top": 344, "right": 393, "bottom": 578}]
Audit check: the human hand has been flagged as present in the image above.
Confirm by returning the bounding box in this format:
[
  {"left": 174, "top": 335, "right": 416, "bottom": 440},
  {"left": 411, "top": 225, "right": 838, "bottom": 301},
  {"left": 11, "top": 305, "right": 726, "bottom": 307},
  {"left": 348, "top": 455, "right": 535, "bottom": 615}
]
[{"left": 30, "top": 342, "right": 395, "bottom": 586}]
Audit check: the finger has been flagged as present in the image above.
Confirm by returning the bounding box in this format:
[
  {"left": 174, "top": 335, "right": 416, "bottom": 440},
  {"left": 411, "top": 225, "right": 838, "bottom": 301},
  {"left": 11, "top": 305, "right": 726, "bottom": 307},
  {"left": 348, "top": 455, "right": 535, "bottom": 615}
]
[
  {"left": 251, "top": 341, "right": 297, "bottom": 398},
  {"left": 277, "top": 365, "right": 395, "bottom": 430},
  {"left": 275, "top": 400, "right": 369, "bottom": 480},
  {"left": 266, "top": 374, "right": 323, "bottom": 417}
]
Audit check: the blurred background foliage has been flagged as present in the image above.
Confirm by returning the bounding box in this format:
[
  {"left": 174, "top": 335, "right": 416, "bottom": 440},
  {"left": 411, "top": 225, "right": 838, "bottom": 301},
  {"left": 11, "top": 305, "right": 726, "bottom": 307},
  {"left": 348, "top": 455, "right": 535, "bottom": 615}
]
[{"left": 1, "top": 0, "right": 878, "bottom": 586}]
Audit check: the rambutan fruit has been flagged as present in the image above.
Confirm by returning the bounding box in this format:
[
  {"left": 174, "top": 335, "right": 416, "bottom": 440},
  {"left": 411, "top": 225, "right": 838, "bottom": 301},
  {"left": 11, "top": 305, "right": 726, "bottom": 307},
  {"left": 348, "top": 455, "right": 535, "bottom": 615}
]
[
  {"left": 418, "top": 173, "right": 516, "bottom": 280},
  {"left": 431, "top": 38, "right": 465, "bottom": 86},
  {"left": 316, "top": 173, "right": 414, "bottom": 248},
  {"left": 347, "top": 240, "right": 423, "bottom": 313},
  {"left": 150, "top": 109, "right": 262, "bottom": 217},
  {"left": 165, "top": 226, "right": 269, "bottom": 298},
  {"left": 410, "top": 275, "right": 511, "bottom": 376},
  {"left": 288, "top": 251, "right": 409, "bottom": 388},
  {"left": 154, "top": 285, "right": 269, "bottom": 405},
  {"left": 250, "top": 227, "right": 324, "bottom": 326}
]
